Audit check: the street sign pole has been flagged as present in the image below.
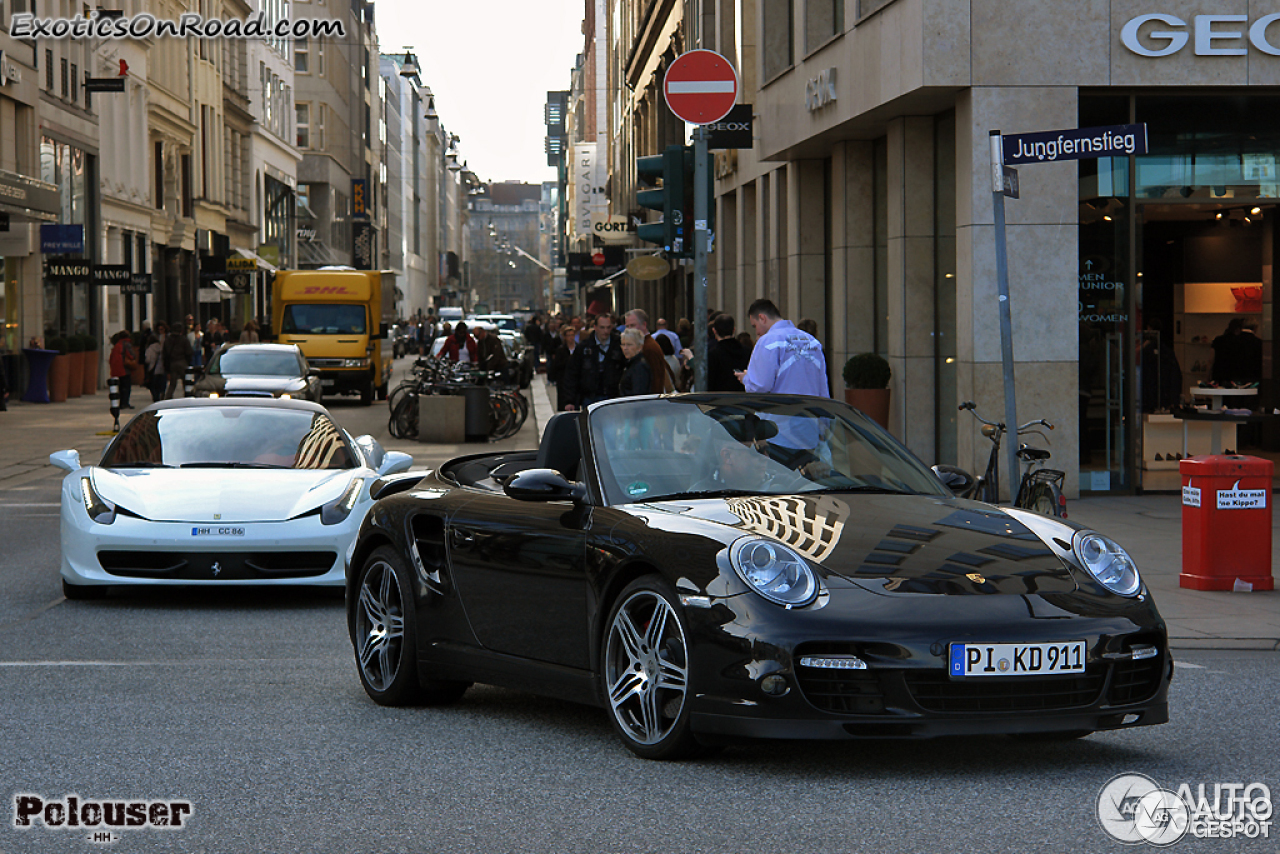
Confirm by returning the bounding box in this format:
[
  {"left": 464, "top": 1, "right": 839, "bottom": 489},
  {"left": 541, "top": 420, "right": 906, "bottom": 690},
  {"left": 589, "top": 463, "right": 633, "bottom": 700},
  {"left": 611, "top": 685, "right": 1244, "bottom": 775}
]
[
  {"left": 693, "top": 125, "right": 709, "bottom": 392},
  {"left": 990, "top": 130, "right": 1020, "bottom": 503}
]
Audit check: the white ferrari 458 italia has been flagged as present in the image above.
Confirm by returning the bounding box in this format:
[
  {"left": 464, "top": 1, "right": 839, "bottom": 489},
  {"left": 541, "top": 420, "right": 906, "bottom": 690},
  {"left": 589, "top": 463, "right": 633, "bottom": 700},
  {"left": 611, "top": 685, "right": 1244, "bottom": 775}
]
[{"left": 50, "top": 397, "right": 413, "bottom": 599}]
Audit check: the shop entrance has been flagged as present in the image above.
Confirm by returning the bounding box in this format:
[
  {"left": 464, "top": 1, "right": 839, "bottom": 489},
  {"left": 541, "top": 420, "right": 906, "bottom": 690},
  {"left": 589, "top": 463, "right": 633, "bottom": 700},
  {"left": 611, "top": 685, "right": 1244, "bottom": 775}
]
[{"left": 1135, "top": 202, "right": 1274, "bottom": 490}]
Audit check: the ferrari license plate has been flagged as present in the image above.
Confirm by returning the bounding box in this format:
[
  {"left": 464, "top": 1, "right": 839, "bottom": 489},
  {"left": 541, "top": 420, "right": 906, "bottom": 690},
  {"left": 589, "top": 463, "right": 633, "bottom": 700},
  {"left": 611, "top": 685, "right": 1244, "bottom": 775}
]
[
  {"left": 949, "top": 641, "right": 1086, "bottom": 678},
  {"left": 190, "top": 526, "right": 246, "bottom": 537}
]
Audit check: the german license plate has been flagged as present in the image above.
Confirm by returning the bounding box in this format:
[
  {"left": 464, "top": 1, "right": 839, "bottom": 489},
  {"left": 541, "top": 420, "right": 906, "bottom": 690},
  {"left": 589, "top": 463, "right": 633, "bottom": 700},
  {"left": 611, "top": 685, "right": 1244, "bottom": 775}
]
[
  {"left": 949, "top": 641, "right": 1086, "bottom": 678},
  {"left": 321, "top": 379, "right": 335, "bottom": 387},
  {"left": 190, "top": 526, "right": 246, "bottom": 537}
]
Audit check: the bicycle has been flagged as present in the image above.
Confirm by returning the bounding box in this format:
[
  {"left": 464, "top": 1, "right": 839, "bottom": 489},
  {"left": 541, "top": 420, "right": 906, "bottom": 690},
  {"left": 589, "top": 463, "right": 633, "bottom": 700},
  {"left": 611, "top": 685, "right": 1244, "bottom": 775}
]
[{"left": 943, "top": 401, "right": 1068, "bottom": 518}]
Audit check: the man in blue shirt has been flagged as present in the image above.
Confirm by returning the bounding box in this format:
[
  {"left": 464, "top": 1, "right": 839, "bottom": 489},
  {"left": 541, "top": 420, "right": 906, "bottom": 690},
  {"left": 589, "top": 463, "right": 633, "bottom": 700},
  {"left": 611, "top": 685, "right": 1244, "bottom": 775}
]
[{"left": 736, "top": 299, "right": 830, "bottom": 397}]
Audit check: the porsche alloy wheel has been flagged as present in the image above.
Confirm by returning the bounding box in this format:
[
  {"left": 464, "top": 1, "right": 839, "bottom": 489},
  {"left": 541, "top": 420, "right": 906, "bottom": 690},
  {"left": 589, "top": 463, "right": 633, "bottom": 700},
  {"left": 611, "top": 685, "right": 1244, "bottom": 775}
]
[
  {"left": 353, "top": 547, "right": 466, "bottom": 706},
  {"left": 602, "top": 578, "right": 702, "bottom": 760}
]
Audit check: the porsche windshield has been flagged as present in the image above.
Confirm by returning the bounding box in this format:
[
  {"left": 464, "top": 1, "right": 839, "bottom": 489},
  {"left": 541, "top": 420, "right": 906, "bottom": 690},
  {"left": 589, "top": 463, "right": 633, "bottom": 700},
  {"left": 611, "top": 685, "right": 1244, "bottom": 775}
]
[
  {"left": 101, "top": 408, "right": 355, "bottom": 469},
  {"left": 210, "top": 351, "right": 303, "bottom": 377},
  {"left": 588, "top": 396, "right": 951, "bottom": 504}
]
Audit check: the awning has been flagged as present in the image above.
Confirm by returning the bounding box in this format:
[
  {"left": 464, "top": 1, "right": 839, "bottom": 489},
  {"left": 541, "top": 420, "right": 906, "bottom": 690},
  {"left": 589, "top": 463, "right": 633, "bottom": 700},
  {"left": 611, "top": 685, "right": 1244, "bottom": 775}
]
[
  {"left": 211, "top": 278, "right": 234, "bottom": 294},
  {"left": 234, "top": 247, "right": 278, "bottom": 271}
]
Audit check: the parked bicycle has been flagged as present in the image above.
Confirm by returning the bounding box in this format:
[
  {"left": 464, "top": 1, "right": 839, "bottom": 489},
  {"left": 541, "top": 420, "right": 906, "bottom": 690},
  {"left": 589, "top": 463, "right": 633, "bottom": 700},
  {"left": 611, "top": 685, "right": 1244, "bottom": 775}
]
[
  {"left": 388, "top": 359, "right": 529, "bottom": 442},
  {"left": 935, "top": 401, "right": 1067, "bottom": 518}
]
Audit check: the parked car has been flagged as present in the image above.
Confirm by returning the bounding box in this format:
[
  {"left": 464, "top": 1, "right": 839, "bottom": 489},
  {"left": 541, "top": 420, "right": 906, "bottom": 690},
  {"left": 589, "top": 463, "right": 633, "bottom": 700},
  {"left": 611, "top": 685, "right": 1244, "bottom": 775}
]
[
  {"left": 345, "top": 393, "right": 1170, "bottom": 759},
  {"left": 191, "top": 343, "right": 322, "bottom": 402},
  {"left": 50, "top": 398, "right": 413, "bottom": 599}
]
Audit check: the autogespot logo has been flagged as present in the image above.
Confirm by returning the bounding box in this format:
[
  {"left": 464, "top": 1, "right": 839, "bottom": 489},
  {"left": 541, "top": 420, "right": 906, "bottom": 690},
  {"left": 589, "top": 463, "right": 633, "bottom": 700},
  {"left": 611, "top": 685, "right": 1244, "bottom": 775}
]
[{"left": 1097, "top": 773, "right": 1274, "bottom": 846}]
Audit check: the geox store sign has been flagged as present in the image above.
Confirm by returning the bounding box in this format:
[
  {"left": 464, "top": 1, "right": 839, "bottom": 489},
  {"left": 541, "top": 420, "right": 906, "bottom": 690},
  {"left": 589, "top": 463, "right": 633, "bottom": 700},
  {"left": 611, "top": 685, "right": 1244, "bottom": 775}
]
[{"left": 1122, "top": 13, "right": 1280, "bottom": 56}]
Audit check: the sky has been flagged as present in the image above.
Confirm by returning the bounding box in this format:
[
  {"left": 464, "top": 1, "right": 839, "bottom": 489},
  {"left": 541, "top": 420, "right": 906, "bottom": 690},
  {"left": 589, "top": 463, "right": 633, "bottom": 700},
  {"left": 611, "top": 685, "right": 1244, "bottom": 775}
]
[{"left": 375, "top": 0, "right": 587, "bottom": 186}]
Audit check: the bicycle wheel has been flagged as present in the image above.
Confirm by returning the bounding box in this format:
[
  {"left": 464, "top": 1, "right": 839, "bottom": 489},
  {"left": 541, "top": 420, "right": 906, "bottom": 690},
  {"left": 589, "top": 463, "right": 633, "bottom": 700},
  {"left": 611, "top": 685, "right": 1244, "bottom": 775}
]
[
  {"left": 389, "top": 393, "right": 418, "bottom": 439},
  {"left": 1021, "top": 480, "right": 1064, "bottom": 518}
]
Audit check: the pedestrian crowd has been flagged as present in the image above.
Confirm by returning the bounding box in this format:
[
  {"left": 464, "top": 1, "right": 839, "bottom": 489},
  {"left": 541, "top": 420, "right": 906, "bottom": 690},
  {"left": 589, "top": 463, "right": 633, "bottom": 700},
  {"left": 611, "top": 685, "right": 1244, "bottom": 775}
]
[{"left": 544, "top": 298, "right": 831, "bottom": 411}]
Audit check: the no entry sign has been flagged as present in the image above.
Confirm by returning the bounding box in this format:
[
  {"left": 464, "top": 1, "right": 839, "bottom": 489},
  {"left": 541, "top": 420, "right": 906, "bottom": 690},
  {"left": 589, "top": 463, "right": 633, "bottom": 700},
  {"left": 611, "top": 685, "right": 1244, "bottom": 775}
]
[{"left": 664, "top": 50, "right": 738, "bottom": 125}]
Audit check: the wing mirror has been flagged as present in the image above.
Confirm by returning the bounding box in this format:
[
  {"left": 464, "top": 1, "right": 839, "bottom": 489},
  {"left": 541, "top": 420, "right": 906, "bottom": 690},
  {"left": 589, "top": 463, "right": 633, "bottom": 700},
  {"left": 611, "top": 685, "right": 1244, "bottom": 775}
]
[
  {"left": 49, "top": 450, "right": 82, "bottom": 472},
  {"left": 932, "top": 464, "right": 976, "bottom": 496},
  {"left": 353, "top": 434, "right": 385, "bottom": 470},
  {"left": 503, "top": 468, "right": 587, "bottom": 502},
  {"left": 377, "top": 451, "right": 414, "bottom": 476}
]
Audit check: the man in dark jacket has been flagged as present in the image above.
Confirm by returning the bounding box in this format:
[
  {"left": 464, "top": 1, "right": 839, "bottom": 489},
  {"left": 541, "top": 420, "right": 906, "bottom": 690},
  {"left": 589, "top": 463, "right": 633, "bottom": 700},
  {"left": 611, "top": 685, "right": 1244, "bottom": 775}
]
[
  {"left": 162, "top": 319, "right": 194, "bottom": 399},
  {"left": 472, "top": 325, "right": 509, "bottom": 378},
  {"left": 562, "top": 314, "right": 626, "bottom": 410},
  {"left": 707, "top": 313, "right": 750, "bottom": 391}
]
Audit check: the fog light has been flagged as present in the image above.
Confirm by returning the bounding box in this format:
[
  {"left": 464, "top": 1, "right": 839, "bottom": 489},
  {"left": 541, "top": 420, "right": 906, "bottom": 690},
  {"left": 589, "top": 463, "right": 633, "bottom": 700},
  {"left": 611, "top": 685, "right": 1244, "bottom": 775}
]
[{"left": 760, "top": 674, "right": 789, "bottom": 696}]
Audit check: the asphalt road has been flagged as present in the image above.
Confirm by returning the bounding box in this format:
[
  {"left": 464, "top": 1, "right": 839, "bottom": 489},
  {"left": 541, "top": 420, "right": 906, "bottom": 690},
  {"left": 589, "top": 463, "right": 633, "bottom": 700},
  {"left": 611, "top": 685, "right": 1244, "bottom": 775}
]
[{"left": 2, "top": 396, "right": 1278, "bottom": 853}]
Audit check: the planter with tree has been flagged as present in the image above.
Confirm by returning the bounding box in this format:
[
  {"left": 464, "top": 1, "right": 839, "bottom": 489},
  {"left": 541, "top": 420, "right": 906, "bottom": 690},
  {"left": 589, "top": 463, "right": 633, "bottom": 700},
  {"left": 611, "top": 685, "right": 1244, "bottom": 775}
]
[
  {"left": 80, "top": 334, "right": 99, "bottom": 395},
  {"left": 47, "top": 336, "right": 71, "bottom": 402},
  {"left": 842, "top": 352, "right": 892, "bottom": 429},
  {"left": 65, "top": 334, "right": 84, "bottom": 398}
]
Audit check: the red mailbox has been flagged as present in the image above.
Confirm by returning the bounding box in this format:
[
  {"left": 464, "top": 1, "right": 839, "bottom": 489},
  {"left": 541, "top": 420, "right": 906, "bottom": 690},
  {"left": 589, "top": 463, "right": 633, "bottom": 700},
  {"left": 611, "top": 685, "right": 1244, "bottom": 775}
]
[{"left": 1180, "top": 455, "right": 1274, "bottom": 591}]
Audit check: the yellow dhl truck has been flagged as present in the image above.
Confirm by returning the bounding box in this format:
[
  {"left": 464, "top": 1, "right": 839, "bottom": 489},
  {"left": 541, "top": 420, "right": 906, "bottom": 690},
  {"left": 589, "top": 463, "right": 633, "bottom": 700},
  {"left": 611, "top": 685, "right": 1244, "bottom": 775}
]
[{"left": 271, "top": 268, "right": 394, "bottom": 405}]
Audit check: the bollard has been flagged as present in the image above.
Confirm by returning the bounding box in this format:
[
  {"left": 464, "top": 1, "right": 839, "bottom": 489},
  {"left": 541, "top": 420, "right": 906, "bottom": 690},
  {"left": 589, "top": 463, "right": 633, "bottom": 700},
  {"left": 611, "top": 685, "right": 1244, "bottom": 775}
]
[
  {"left": 184, "top": 367, "right": 195, "bottom": 397},
  {"left": 107, "top": 377, "right": 120, "bottom": 432}
]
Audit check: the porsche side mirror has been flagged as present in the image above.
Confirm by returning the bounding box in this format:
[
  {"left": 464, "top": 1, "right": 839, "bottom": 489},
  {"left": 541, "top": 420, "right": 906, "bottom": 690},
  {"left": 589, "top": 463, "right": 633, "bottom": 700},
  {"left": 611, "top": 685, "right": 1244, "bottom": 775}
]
[
  {"left": 49, "top": 450, "right": 82, "bottom": 472},
  {"left": 371, "top": 472, "right": 425, "bottom": 500},
  {"left": 377, "top": 451, "right": 414, "bottom": 476},
  {"left": 504, "top": 468, "right": 586, "bottom": 502},
  {"left": 932, "top": 464, "right": 976, "bottom": 496}
]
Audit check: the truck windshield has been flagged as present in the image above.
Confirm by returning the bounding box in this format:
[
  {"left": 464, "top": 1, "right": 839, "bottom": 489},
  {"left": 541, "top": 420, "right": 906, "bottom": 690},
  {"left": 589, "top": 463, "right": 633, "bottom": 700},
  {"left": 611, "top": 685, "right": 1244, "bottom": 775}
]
[{"left": 281, "top": 304, "right": 366, "bottom": 335}]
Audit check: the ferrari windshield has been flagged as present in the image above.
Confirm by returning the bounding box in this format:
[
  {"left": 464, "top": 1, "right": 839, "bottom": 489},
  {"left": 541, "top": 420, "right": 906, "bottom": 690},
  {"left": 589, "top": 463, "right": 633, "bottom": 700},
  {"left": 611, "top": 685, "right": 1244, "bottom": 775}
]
[
  {"left": 588, "top": 395, "right": 951, "bottom": 505},
  {"left": 210, "top": 350, "right": 304, "bottom": 377},
  {"left": 101, "top": 407, "right": 356, "bottom": 470}
]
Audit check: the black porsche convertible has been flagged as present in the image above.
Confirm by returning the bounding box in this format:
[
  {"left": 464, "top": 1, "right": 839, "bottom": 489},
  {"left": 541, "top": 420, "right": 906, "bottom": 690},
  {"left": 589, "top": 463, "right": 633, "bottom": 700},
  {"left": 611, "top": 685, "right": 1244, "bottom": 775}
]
[{"left": 346, "top": 394, "right": 1170, "bottom": 760}]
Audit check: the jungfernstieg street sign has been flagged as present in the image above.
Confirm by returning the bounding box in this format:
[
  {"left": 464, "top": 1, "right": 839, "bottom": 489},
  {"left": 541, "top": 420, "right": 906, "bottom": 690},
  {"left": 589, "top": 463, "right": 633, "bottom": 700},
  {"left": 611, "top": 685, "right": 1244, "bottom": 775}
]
[{"left": 664, "top": 50, "right": 738, "bottom": 125}]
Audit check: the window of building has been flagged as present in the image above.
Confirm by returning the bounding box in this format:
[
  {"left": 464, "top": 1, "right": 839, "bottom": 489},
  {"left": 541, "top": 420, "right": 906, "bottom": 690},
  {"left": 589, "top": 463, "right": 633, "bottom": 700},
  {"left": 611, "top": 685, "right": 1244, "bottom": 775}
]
[
  {"left": 45, "top": 49, "right": 53, "bottom": 90},
  {"left": 295, "top": 36, "right": 308, "bottom": 73},
  {"left": 70, "top": 63, "right": 78, "bottom": 103},
  {"left": 316, "top": 37, "right": 325, "bottom": 77},
  {"left": 805, "top": 0, "right": 842, "bottom": 53},
  {"left": 60, "top": 57, "right": 68, "bottom": 98},
  {"left": 296, "top": 103, "right": 310, "bottom": 148},
  {"left": 762, "top": 0, "right": 794, "bottom": 81}
]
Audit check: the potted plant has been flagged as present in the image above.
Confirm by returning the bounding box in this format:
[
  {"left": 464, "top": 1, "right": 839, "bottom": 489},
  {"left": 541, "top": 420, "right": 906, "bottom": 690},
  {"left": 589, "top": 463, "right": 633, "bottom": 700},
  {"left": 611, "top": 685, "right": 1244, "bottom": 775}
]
[
  {"left": 843, "top": 352, "right": 892, "bottom": 428},
  {"left": 46, "top": 336, "right": 71, "bottom": 403},
  {"left": 80, "top": 334, "right": 99, "bottom": 395},
  {"left": 65, "top": 334, "right": 85, "bottom": 398}
]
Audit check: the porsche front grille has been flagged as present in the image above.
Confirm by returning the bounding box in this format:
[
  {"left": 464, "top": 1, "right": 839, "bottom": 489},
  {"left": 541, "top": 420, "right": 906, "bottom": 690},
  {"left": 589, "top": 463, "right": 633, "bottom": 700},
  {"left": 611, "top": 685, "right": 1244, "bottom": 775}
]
[
  {"left": 903, "top": 670, "right": 1106, "bottom": 713},
  {"left": 1108, "top": 657, "right": 1165, "bottom": 705},
  {"left": 98, "top": 551, "right": 336, "bottom": 580}
]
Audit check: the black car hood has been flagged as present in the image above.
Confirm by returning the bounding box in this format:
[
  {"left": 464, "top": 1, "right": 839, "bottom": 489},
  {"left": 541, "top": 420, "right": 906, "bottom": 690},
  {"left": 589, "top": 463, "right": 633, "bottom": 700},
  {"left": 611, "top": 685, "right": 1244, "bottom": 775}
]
[{"left": 639, "top": 493, "right": 1080, "bottom": 596}]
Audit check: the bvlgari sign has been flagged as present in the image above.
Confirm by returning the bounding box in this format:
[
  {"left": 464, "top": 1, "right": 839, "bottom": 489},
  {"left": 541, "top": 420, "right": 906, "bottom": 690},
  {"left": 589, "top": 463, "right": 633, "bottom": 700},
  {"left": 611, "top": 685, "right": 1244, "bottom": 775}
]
[{"left": 1122, "top": 13, "right": 1280, "bottom": 56}]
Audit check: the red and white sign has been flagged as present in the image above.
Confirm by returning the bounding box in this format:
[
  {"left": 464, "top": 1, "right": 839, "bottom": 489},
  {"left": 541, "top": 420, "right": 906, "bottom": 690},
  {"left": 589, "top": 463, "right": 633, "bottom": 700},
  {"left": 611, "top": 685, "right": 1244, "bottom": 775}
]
[
  {"left": 591, "top": 252, "right": 605, "bottom": 266},
  {"left": 663, "top": 50, "right": 738, "bottom": 126}
]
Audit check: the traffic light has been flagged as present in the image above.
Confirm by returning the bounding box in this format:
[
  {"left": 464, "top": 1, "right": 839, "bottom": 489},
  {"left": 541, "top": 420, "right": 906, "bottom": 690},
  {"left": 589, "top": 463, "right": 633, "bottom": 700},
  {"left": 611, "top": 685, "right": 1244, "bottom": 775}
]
[
  {"left": 635, "top": 145, "right": 685, "bottom": 253},
  {"left": 635, "top": 145, "right": 714, "bottom": 258}
]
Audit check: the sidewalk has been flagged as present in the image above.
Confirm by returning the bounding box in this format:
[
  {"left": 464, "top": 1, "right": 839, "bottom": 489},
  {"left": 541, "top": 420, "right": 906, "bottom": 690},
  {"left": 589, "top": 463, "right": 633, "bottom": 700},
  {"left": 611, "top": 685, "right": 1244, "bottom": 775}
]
[{"left": 2, "top": 379, "right": 1277, "bottom": 651}]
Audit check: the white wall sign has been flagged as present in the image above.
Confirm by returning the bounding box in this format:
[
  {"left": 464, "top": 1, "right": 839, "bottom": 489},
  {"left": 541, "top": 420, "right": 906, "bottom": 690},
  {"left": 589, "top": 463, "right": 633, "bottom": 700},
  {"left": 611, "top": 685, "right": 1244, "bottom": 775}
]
[
  {"left": 1122, "top": 13, "right": 1280, "bottom": 56},
  {"left": 572, "top": 143, "right": 606, "bottom": 241},
  {"left": 1182, "top": 485, "right": 1201, "bottom": 508},
  {"left": 805, "top": 68, "right": 837, "bottom": 111},
  {"left": 1216, "top": 480, "right": 1268, "bottom": 510}
]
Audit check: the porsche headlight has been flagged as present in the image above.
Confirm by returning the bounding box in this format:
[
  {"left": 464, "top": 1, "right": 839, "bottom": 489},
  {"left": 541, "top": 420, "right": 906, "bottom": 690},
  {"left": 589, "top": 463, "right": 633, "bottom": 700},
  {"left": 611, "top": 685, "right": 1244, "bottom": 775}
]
[
  {"left": 1072, "top": 530, "right": 1141, "bottom": 597},
  {"left": 320, "top": 479, "right": 362, "bottom": 525},
  {"left": 79, "top": 477, "right": 116, "bottom": 525},
  {"left": 730, "top": 537, "right": 818, "bottom": 607}
]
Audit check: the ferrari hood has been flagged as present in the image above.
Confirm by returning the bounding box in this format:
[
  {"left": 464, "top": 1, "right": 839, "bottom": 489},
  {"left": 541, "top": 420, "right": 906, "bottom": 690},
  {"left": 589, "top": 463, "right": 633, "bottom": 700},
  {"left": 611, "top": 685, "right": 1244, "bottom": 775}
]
[
  {"left": 648, "top": 493, "right": 1080, "bottom": 596},
  {"left": 89, "top": 467, "right": 357, "bottom": 523}
]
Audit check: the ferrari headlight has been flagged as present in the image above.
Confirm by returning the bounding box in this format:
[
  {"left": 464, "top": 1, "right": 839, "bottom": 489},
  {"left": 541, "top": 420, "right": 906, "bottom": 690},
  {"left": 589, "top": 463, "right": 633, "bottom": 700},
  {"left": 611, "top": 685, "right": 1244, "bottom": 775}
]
[
  {"left": 1072, "top": 530, "right": 1141, "bottom": 597},
  {"left": 730, "top": 537, "right": 818, "bottom": 607},
  {"left": 79, "top": 477, "right": 116, "bottom": 525},
  {"left": 320, "top": 479, "right": 362, "bottom": 525}
]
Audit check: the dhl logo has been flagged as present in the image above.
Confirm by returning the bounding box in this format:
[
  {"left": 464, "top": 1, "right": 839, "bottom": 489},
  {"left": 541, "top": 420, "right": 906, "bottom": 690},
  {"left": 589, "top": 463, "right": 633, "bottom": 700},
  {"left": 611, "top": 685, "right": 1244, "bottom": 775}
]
[{"left": 298, "top": 286, "right": 355, "bottom": 295}]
